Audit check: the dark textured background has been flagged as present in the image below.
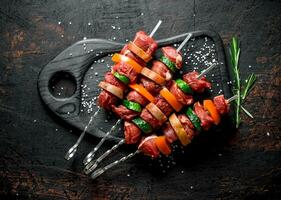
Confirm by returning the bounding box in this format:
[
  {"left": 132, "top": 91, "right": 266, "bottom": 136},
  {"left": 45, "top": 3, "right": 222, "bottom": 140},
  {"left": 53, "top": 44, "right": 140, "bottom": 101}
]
[{"left": 0, "top": 0, "right": 281, "bottom": 199}]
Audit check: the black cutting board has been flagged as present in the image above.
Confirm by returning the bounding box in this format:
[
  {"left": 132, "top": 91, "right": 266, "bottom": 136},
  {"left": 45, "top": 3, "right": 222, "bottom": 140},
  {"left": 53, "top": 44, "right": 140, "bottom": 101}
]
[{"left": 38, "top": 30, "right": 233, "bottom": 142}]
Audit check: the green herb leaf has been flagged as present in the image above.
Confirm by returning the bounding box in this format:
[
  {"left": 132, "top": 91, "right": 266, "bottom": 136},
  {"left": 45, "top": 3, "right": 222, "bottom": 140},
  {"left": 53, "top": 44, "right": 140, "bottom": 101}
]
[
  {"left": 229, "top": 36, "right": 241, "bottom": 128},
  {"left": 229, "top": 36, "right": 256, "bottom": 127},
  {"left": 241, "top": 73, "right": 256, "bottom": 100},
  {"left": 240, "top": 105, "right": 254, "bottom": 119}
]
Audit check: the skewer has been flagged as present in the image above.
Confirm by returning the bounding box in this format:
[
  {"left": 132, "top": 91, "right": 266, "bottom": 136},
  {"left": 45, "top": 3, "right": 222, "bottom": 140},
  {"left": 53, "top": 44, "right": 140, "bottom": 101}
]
[
  {"left": 83, "top": 119, "right": 121, "bottom": 165},
  {"left": 64, "top": 107, "right": 100, "bottom": 160},
  {"left": 226, "top": 95, "right": 253, "bottom": 118},
  {"left": 176, "top": 33, "right": 192, "bottom": 52},
  {"left": 149, "top": 20, "right": 162, "bottom": 37},
  {"left": 82, "top": 20, "right": 163, "bottom": 166},
  {"left": 90, "top": 94, "right": 239, "bottom": 179},
  {"left": 197, "top": 63, "right": 217, "bottom": 79},
  {"left": 85, "top": 62, "right": 218, "bottom": 173},
  {"left": 227, "top": 94, "right": 238, "bottom": 103},
  {"left": 84, "top": 139, "right": 125, "bottom": 174},
  {"left": 91, "top": 150, "right": 140, "bottom": 180}
]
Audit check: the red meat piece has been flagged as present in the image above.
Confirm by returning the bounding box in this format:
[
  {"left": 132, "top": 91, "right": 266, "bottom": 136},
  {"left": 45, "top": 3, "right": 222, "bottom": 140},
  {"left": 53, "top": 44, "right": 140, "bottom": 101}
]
[
  {"left": 193, "top": 102, "right": 214, "bottom": 131},
  {"left": 140, "top": 108, "right": 162, "bottom": 129},
  {"left": 213, "top": 95, "right": 230, "bottom": 115},
  {"left": 169, "top": 81, "right": 193, "bottom": 106},
  {"left": 183, "top": 71, "right": 211, "bottom": 93},
  {"left": 138, "top": 136, "right": 159, "bottom": 158},
  {"left": 151, "top": 60, "right": 172, "bottom": 81},
  {"left": 162, "top": 46, "right": 183, "bottom": 69},
  {"left": 127, "top": 90, "right": 148, "bottom": 107},
  {"left": 98, "top": 90, "right": 118, "bottom": 110},
  {"left": 112, "top": 105, "right": 139, "bottom": 121},
  {"left": 124, "top": 121, "right": 142, "bottom": 144}
]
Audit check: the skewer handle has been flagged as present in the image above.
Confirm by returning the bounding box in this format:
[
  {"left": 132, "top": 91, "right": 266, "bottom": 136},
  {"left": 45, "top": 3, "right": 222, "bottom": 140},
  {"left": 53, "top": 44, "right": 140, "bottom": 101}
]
[
  {"left": 83, "top": 119, "right": 122, "bottom": 165},
  {"left": 149, "top": 20, "right": 162, "bottom": 37},
  {"left": 84, "top": 139, "right": 125, "bottom": 174},
  {"left": 64, "top": 107, "right": 100, "bottom": 160},
  {"left": 227, "top": 95, "right": 238, "bottom": 103},
  {"left": 176, "top": 33, "right": 192, "bottom": 52},
  {"left": 91, "top": 150, "right": 140, "bottom": 180},
  {"left": 197, "top": 63, "right": 217, "bottom": 79}
]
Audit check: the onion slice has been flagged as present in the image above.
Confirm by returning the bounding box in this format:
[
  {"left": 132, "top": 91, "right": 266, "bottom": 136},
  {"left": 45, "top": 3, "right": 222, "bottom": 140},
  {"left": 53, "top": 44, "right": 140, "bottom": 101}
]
[
  {"left": 169, "top": 113, "right": 190, "bottom": 146},
  {"left": 141, "top": 67, "right": 166, "bottom": 85},
  {"left": 146, "top": 102, "right": 167, "bottom": 123},
  {"left": 127, "top": 42, "right": 152, "bottom": 63},
  {"left": 98, "top": 81, "right": 123, "bottom": 99}
]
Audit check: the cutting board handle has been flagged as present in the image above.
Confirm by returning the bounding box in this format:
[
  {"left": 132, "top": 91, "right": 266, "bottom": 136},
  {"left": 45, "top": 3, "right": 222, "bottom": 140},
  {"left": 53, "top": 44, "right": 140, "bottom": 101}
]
[{"left": 38, "top": 39, "right": 124, "bottom": 127}]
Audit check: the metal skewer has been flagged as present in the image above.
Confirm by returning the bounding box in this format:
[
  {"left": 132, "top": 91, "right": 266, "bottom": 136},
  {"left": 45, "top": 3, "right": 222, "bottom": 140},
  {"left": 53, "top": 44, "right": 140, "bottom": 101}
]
[
  {"left": 176, "top": 33, "right": 192, "bottom": 52},
  {"left": 227, "top": 94, "right": 238, "bottom": 103},
  {"left": 149, "top": 20, "right": 162, "bottom": 37},
  {"left": 91, "top": 150, "right": 140, "bottom": 180},
  {"left": 84, "top": 139, "right": 125, "bottom": 174},
  {"left": 64, "top": 107, "right": 100, "bottom": 160},
  {"left": 83, "top": 119, "right": 121, "bottom": 165},
  {"left": 82, "top": 20, "right": 163, "bottom": 166},
  {"left": 197, "top": 63, "right": 217, "bottom": 79}
]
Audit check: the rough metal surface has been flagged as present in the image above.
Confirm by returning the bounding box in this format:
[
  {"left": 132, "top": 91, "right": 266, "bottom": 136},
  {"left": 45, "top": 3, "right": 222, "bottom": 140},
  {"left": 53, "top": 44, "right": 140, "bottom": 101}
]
[{"left": 0, "top": 0, "right": 281, "bottom": 199}]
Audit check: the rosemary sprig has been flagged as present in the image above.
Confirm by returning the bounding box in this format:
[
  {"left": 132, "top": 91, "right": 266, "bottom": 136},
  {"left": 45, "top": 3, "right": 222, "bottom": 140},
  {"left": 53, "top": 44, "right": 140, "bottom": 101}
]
[
  {"left": 229, "top": 37, "right": 256, "bottom": 128},
  {"left": 229, "top": 37, "right": 241, "bottom": 128}
]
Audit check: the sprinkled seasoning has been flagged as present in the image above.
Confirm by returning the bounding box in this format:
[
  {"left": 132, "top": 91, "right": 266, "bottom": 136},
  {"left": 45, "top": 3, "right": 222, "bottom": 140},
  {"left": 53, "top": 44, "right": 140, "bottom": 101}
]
[
  {"left": 81, "top": 84, "right": 97, "bottom": 114},
  {"left": 188, "top": 37, "right": 219, "bottom": 67}
]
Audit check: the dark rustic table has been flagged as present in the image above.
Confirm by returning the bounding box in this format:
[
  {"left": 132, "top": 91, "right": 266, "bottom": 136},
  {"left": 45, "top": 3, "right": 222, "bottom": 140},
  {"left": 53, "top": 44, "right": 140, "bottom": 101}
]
[{"left": 1, "top": 0, "right": 281, "bottom": 199}]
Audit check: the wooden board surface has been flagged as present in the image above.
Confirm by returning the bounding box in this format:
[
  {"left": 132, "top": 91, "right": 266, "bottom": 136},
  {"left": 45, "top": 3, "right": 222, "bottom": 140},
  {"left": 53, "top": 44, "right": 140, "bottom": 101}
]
[{"left": 0, "top": 0, "right": 281, "bottom": 199}]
